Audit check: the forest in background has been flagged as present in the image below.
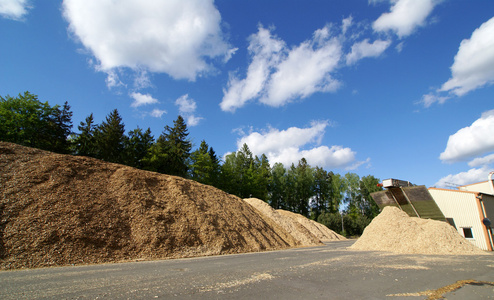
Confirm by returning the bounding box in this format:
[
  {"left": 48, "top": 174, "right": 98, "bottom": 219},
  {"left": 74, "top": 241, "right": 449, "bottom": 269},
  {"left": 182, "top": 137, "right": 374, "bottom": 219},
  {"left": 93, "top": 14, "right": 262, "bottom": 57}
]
[{"left": 0, "top": 91, "right": 383, "bottom": 236}]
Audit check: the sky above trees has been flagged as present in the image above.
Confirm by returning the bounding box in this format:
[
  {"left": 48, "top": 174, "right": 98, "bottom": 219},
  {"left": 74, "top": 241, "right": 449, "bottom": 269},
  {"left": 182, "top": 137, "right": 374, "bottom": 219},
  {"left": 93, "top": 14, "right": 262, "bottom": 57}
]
[{"left": 1, "top": 0, "right": 494, "bottom": 188}]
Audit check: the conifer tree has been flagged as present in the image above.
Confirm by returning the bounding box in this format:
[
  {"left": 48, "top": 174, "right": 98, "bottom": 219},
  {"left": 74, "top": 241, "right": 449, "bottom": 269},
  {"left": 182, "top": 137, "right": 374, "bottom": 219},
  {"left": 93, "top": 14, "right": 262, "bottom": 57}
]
[
  {"left": 208, "top": 146, "right": 221, "bottom": 187},
  {"left": 73, "top": 113, "right": 97, "bottom": 157},
  {"left": 149, "top": 115, "right": 192, "bottom": 177},
  {"left": 124, "top": 127, "right": 153, "bottom": 168},
  {"left": 190, "top": 140, "right": 214, "bottom": 185},
  {"left": 94, "top": 109, "right": 126, "bottom": 163}
]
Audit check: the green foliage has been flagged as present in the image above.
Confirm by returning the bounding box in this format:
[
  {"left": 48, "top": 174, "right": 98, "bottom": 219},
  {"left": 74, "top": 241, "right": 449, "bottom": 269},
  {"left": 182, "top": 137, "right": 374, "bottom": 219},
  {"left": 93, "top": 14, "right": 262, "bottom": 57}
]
[
  {"left": 0, "top": 91, "right": 73, "bottom": 153},
  {"left": 94, "top": 109, "right": 126, "bottom": 163},
  {"left": 269, "top": 163, "right": 287, "bottom": 209},
  {"left": 359, "top": 175, "right": 383, "bottom": 218},
  {"left": 190, "top": 140, "right": 219, "bottom": 186},
  {"left": 146, "top": 115, "right": 192, "bottom": 177},
  {"left": 311, "top": 167, "right": 331, "bottom": 219},
  {"left": 342, "top": 214, "right": 372, "bottom": 237},
  {"left": 220, "top": 144, "right": 253, "bottom": 197},
  {"left": 293, "top": 158, "right": 314, "bottom": 217},
  {"left": 251, "top": 154, "right": 271, "bottom": 200},
  {"left": 219, "top": 144, "right": 272, "bottom": 200},
  {"left": 50, "top": 101, "right": 73, "bottom": 154},
  {"left": 124, "top": 127, "right": 154, "bottom": 169},
  {"left": 72, "top": 113, "right": 97, "bottom": 157},
  {"left": 317, "top": 212, "right": 344, "bottom": 234}
]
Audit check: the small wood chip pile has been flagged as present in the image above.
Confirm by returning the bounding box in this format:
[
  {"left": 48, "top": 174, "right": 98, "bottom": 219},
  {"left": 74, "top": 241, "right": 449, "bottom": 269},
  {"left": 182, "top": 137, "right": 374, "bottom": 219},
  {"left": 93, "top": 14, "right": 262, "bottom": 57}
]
[{"left": 350, "top": 206, "right": 487, "bottom": 255}]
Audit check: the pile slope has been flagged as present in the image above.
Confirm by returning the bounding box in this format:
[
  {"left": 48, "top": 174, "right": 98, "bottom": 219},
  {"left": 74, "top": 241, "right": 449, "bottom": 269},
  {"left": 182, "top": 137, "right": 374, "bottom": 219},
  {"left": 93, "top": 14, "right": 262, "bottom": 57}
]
[
  {"left": 350, "top": 206, "right": 487, "bottom": 255},
  {"left": 0, "top": 142, "right": 299, "bottom": 269},
  {"left": 277, "top": 210, "right": 346, "bottom": 241},
  {"left": 244, "top": 198, "right": 322, "bottom": 246}
]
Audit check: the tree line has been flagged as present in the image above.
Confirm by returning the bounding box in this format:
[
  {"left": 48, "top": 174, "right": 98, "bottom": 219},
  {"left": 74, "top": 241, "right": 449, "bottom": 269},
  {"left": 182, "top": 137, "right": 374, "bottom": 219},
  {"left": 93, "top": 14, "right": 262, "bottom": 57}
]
[{"left": 1, "top": 92, "right": 383, "bottom": 236}]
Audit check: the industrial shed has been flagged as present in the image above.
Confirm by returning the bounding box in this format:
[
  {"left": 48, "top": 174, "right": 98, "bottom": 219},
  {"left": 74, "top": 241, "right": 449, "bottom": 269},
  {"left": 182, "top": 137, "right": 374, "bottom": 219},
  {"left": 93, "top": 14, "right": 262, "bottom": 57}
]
[
  {"left": 428, "top": 187, "right": 494, "bottom": 251},
  {"left": 371, "top": 178, "right": 494, "bottom": 251}
]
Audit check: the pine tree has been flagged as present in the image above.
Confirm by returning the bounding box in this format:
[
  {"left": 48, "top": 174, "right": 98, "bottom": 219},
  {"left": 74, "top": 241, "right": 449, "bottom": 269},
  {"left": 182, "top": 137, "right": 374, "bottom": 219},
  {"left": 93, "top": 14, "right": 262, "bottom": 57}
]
[
  {"left": 73, "top": 113, "right": 97, "bottom": 157},
  {"left": 208, "top": 146, "right": 221, "bottom": 187},
  {"left": 269, "top": 162, "right": 287, "bottom": 209},
  {"left": 49, "top": 101, "right": 73, "bottom": 154},
  {"left": 150, "top": 115, "right": 192, "bottom": 177},
  {"left": 124, "top": 127, "right": 154, "bottom": 168},
  {"left": 190, "top": 140, "right": 214, "bottom": 184},
  {"left": 94, "top": 109, "right": 126, "bottom": 163}
]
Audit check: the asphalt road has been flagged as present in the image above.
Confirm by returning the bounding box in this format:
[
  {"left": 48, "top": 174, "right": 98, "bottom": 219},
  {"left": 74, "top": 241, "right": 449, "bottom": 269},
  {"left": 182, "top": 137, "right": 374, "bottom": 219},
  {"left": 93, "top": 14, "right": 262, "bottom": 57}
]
[{"left": 1, "top": 240, "right": 493, "bottom": 299}]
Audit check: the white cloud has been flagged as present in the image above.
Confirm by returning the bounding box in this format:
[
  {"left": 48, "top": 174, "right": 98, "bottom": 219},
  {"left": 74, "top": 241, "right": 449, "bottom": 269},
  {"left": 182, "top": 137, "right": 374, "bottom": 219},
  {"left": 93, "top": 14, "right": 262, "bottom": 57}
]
[
  {"left": 221, "top": 25, "right": 342, "bottom": 112},
  {"left": 342, "top": 16, "right": 353, "bottom": 35},
  {"left": 175, "top": 94, "right": 203, "bottom": 126},
  {"left": 221, "top": 26, "right": 285, "bottom": 112},
  {"left": 395, "top": 41, "right": 405, "bottom": 53},
  {"left": 419, "top": 92, "right": 450, "bottom": 108},
  {"left": 133, "top": 70, "right": 152, "bottom": 90},
  {"left": 440, "top": 17, "right": 494, "bottom": 96},
  {"left": 104, "top": 70, "right": 125, "bottom": 89},
  {"left": 184, "top": 115, "right": 203, "bottom": 127},
  {"left": 373, "top": 0, "right": 438, "bottom": 38},
  {"left": 150, "top": 108, "right": 166, "bottom": 118},
  {"left": 263, "top": 32, "right": 342, "bottom": 106},
  {"left": 435, "top": 166, "right": 491, "bottom": 188},
  {"left": 175, "top": 94, "right": 197, "bottom": 114},
  {"left": 130, "top": 92, "right": 158, "bottom": 108},
  {"left": 236, "top": 121, "right": 358, "bottom": 169},
  {"left": 469, "top": 153, "right": 494, "bottom": 168},
  {"left": 346, "top": 157, "right": 371, "bottom": 171},
  {"left": 0, "top": 0, "right": 30, "bottom": 20},
  {"left": 63, "top": 0, "right": 233, "bottom": 81},
  {"left": 346, "top": 39, "right": 391, "bottom": 65},
  {"left": 440, "top": 110, "right": 494, "bottom": 162}
]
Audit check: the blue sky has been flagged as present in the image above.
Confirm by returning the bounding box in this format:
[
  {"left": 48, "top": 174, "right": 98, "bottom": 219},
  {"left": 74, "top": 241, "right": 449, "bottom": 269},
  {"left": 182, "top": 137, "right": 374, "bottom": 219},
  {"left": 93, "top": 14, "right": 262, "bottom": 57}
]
[{"left": 1, "top": 0, "right": 494, "bottom": 188}]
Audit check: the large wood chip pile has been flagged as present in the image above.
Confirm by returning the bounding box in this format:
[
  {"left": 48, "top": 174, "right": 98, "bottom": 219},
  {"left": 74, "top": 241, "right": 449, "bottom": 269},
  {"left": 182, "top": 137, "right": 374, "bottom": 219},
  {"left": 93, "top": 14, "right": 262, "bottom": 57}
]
[{"left": 0, "top": 142, "right": 300, "bottom": 269}]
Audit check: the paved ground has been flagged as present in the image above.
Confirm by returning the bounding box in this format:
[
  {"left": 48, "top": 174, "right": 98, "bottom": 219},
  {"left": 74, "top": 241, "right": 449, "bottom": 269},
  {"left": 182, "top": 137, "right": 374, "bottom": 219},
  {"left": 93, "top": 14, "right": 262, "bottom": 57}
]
[{"left": 1, "top": 240, "right": 493, "bottom": 299}]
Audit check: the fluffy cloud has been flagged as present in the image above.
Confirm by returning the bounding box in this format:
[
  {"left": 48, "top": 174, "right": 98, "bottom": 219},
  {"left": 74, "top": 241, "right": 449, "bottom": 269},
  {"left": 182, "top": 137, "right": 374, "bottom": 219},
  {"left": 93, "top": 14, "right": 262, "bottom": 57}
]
[
  {"left": 63, "top": 0, "right": 233, "bottom": 81},
  {"left": 373, "top": 0, "right": 438, "bottom": 37},
  {"left": 435, "top": 166, "right": 491, "bottom": 188},
  {"left": 221, "top": 25, "right": 342, "bottom": 112},
  {"left": 221, "top": 18, "right": 397, "bottom": 112},
  {"left": 221, "top": 27, "right": 285, "bottom": 112},
  {"left": 236, "top": 121, "right": 359, "bottom": 169},
  {"left": 346, "top": 39, "right": 391, "bottom": 65},
  {"left": 130, "top": 92, "right": 158, "bottom": 108},
  {"left": 175, "top": 94, "right": 203, "bottom": 126},
  {"left": 263, "top": 32, "right": 342, "bottom": 106},
  {"left": 440, "top": 17, "right": 494, "bottom": 96},
  {"left": 0, "top": 0, "right": 30, "bottom": 20},
  {"left": 469, "top": 153, "right": 494, "bottom": 168},
  {"left": 150, "top": 108, "right": 166, "bottom": 118},
  {"left": 440, "top": 110, "right": 494, "bottom": 162}
]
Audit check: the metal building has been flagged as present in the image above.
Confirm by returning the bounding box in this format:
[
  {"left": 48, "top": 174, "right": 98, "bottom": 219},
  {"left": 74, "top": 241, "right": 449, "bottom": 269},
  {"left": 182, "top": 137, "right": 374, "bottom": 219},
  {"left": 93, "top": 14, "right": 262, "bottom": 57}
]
[
  {"left": 371, "top": 176, "right": 494, "bottom": 251},
  {"left": 428, "top": 187, "right": 494, "bottom": 251}
]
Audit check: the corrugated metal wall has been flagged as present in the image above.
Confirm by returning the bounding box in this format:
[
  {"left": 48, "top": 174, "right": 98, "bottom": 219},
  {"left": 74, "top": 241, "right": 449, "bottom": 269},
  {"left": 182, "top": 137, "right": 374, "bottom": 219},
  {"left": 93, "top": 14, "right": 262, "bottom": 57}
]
[
  {"left": 429, "top": 189, "right": 488, "bottom": 251},
  {"left": 459, "top": 181, "right": 494, "bottom": 195}
]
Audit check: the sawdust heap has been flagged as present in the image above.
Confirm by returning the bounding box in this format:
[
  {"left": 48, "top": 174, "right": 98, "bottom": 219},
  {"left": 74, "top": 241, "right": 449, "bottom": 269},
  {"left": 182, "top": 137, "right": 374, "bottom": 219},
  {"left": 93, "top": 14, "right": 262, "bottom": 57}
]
[
  {"left": 276, "top": 209, "right": 346, "bottom": 242},
  {"left": 0, "top": 142, "right": 300, "bottom": 269},
  {"left": 350, "top": 206, "right": 487, "bottom": 255},
  {"left": 244, "top": 198, "right": 322, "bottom": 246}
]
